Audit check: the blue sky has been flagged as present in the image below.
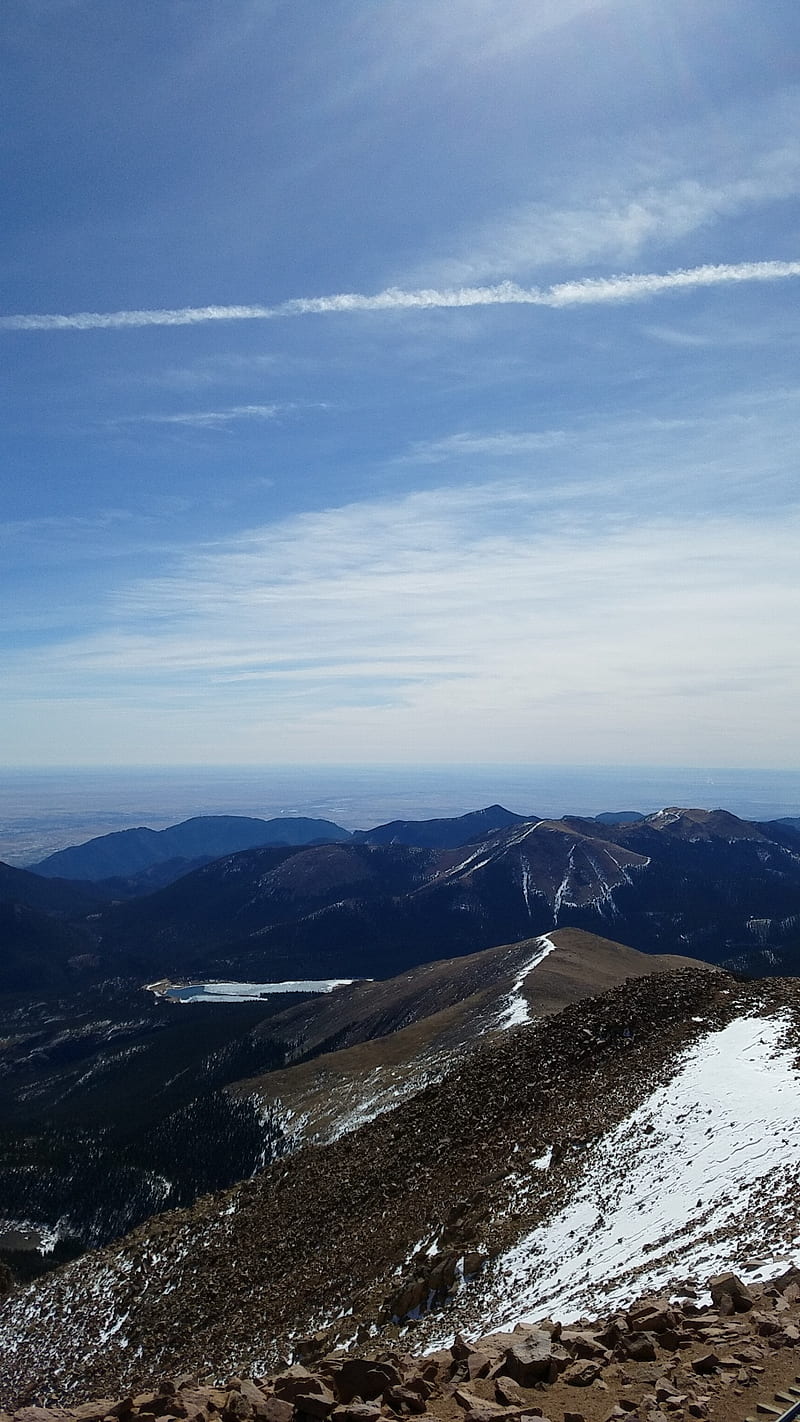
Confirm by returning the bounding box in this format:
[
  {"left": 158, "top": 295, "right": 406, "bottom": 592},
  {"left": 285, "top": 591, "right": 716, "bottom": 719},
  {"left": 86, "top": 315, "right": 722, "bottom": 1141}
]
[{"left": 2, "top": 0, "right": 799, "bottom": 768}]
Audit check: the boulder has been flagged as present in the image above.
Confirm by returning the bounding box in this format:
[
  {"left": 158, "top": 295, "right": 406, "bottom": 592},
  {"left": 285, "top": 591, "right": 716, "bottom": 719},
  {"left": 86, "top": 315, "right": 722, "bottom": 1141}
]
[
  {"left": 274, "top": 1371, "right": 324, "bottom": 1405},
  {"left": 494, "top": 1381, "right": 525, "bottom": 1408},
  {"left": 222, "top": 1394, "right": 251, "bottom": 1422},
  {"left": 627, "top": 1303, "right": 677, "bottom": 1335},
  {"left": 294, "top": 1386, "right": 336, "bottom": 1419},
  {"left": 709, "top": 1274, "right": 753, "bottom": 1315},
  {"left": 257, "top": 1402, "right": 294, "bottom": 1422},
  {"left": 501, "top": 1332, "right": 565, "bottom": 1385},
  {"left": 620, "top": 1335, "right": 657, "bottom": 1363},
  {"left": 560, "top": 1331, "right": 609, "bottom": 1361},
  {"left": 770, "top": 1265, "right": 800, "bottom": 1295},
  {"left": 690, "top": 1354, "right": 719, "bottom": 1375},
  {"left": 69, "top": 1405, "right": 121, "bottom": 1422},
  {"left": 335, "top": 1361, "right": 401, "bottom": 1404},
  {"left": 562, "top": 1363, "right": 602, "bottom": 1388}
]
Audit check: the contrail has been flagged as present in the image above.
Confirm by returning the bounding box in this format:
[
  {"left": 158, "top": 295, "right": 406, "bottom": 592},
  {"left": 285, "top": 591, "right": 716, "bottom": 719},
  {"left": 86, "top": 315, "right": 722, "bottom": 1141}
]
[{"left": 2, "top": 260, "right": 799, "bottom": 332}]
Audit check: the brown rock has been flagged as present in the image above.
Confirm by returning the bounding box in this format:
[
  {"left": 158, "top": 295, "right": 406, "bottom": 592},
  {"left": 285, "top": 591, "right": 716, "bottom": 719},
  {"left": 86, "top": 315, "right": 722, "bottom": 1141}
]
[
  {"left": 14, "top": 1412, "right": 73, "bottom": 1422},
  {"left": 474, "top": 1334, "right": 528, "bottom": 1362},
  {"left": 330, "top": 1407, "right": 382, "bottom": 1422},
  {"left": 69, "top": 1404, "right": 121, "bottom": 1422},
  {"left": 174, "top": 1396, "right": 216, "bottom": 1421},
  {"left": 494, "top": 1381, "right": 525, "bottom": 1408},
  {"left": 462, "top": 1406, "right": 518, "bottom": 1422},
  {"left": 384, "top": 1386, "right": 428, "bottom": 1416},
  {"left": 452, "top": 1353, "right": 492, "bottom": 1385},
  {"left": 258, "top": 1402, "right": 294, "bottom": 1422},
  {"left": 237, "top": 1388, "right": 270, "bottom": 1417},
  {"left": 627, "top": 1304, "right": 677, "bottom": 1335},
  {"left": 222, "top": 1394, "right": 252, "bottom": 1422},
  {"left": 621, "top": 1335, "right": 657, "bottom": 1362},
  {"left": 561, "top": 1331, "right": 609, "bottom": 1361},
  {"left": 564, "top": 1413, "right": 586, "bottom": 1422},
  {"left": 502, "top": 1332, "right": 566, "bottom": 1385},
  {"left": 562, "top": 1363, "right": 602, "bottom": 1388},
  {"left": 335, "top": 1361, "right": 401, "bottom": 1405},
  {"left": 464, "top": 1254, "right": 486, "bottom": 1277},
  {"left": 294, "top": 1333, "right": 334, "bottom": 1365},
  {"left": 595, "top": 1322, "right": 625, "bottom": 1350},
  {"left": 395, "top": 1377, "right": 434, "bottom": 1402},
  {"left": 273, "top": 1371, "right": 322, "bottom": 1405},
  {"left": 709, "top": 1274, "right": 753, "bottom": 1315},
  {"left": 689, "top": 1355, "right": 719, "bottom": 1376},
  {"left": 770, "top": 1265, "right": 800, "bottom": 1295},
  {"left": 294, "top": 1386, "right": 336, "bottom": 1419}
]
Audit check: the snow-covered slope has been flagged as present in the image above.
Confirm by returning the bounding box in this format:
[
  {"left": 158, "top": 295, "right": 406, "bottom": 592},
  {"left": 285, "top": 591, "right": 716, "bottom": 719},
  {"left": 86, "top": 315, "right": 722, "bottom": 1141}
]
[{"left": 421, "top": 1009, "right": 800, "bottom": 1349}]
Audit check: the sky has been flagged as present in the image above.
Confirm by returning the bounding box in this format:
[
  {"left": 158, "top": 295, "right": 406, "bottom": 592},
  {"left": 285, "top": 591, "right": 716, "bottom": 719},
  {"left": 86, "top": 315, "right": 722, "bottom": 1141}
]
[{"left": 2, "top": 0, "right": 799, "bottom": 769}]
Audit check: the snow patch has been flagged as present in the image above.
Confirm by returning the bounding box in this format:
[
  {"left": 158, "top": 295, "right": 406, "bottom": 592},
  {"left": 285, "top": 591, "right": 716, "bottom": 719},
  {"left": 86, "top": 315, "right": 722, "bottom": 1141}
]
[
  {"left": 493, "top": 936, "right": 556, "bottom": 1031},
  {"left": 480, "top": 1013, "right": 800, "bottom": 1329}
]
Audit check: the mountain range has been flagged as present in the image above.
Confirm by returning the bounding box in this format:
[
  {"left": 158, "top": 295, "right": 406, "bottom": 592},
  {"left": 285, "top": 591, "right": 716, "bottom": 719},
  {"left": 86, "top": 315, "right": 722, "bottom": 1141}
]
[
  {"left": 90, "top": 806, "right": 800, "bottom": 984},
  {"left": 3, "top": 805, "right": 800, "bottom": 996}
]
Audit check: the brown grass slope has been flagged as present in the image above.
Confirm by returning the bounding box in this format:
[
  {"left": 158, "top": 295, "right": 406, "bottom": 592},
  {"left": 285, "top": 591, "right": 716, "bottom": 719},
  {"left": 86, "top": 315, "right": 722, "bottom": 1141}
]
[{"left": 232, "top": 929, "right": 700, "bottom": 1145}]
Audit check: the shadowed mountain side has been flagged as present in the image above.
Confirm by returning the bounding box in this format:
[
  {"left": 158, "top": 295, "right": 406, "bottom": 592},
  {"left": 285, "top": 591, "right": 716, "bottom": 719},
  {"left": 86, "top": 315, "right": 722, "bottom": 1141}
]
[
  {"left": 0, "top": 861, "right": 102, "bottom": 914},
  {"left": 352, "top": 805, "right": 527, "bottom": 848},
  {"left": 232, "top": 928, "right": 702, "bottom": 1147},
  {"left": 31, "top": 815, "right": 351, "bottom": 881},
  {"left": 92, "top": 808, "right": 800, "bottom": 982}
]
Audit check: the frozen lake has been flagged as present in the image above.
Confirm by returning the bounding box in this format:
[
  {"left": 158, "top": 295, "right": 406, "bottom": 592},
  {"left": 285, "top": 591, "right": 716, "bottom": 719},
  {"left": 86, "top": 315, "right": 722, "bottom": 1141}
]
[{"left": 156, "top": 978, "right": 356, "bottom": 1003}]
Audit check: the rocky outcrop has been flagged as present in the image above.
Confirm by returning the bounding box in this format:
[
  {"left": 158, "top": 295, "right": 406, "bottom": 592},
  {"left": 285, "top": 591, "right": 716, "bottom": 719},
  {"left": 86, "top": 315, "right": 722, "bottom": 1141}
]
[{"left": 6, "top": 1272, "right": 800, "bottom": 1422}]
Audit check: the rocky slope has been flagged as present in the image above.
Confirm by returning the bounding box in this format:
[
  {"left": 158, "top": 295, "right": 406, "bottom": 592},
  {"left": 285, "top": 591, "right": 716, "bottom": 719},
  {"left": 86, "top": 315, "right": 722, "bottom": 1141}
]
[
  {"left": 2, "top": 968, "right": 800, "bottom": 1406},
  {"left": 5, "top": 1269, "right": 800, "bottom": 1422},
  {"left": 0, "top": 928, "right": 690, "bottom": 1266}
]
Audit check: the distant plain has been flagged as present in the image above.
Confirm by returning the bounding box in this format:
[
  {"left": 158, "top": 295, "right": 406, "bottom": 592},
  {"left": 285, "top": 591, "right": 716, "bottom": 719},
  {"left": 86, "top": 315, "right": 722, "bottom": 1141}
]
[{"left": 2, "top": 763, "right": 800, "bottom": 865}]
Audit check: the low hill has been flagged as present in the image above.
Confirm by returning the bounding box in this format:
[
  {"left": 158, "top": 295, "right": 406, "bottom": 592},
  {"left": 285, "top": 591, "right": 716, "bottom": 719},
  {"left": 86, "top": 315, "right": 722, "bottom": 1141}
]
[
  {"left": 3, "top": 965, "right": 798, "bottom": 1405},
  {"left": 0, "top": 860, "right": 101, "bottom": 914},
  {"left": 30, "top": 815, "right": 351, "bottom": 881}
]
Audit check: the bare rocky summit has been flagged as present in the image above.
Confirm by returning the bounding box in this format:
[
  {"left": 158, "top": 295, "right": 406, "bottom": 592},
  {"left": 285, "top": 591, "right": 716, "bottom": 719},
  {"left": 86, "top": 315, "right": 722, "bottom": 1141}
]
[{"left": 4, "top": 1270, "right": 800, "bottom": 1422}]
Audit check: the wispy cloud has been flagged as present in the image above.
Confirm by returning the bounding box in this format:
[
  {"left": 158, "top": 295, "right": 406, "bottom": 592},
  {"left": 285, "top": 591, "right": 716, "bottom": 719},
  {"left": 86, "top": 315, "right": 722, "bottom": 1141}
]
[
  {"left": 423, "top": 151, "right": 800, "bottom": 283},
  {"left": 4, "top": 481, "right": 799, "bottom": 764},
  {"left": 402, "top": 430, "right": 568, "bottom": 463},
  {"left": 120, "top": 403, "right": 288, "bottom": 429},
  {"left": 3, "top": 259, "right": 800, "bottom": 334}
]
